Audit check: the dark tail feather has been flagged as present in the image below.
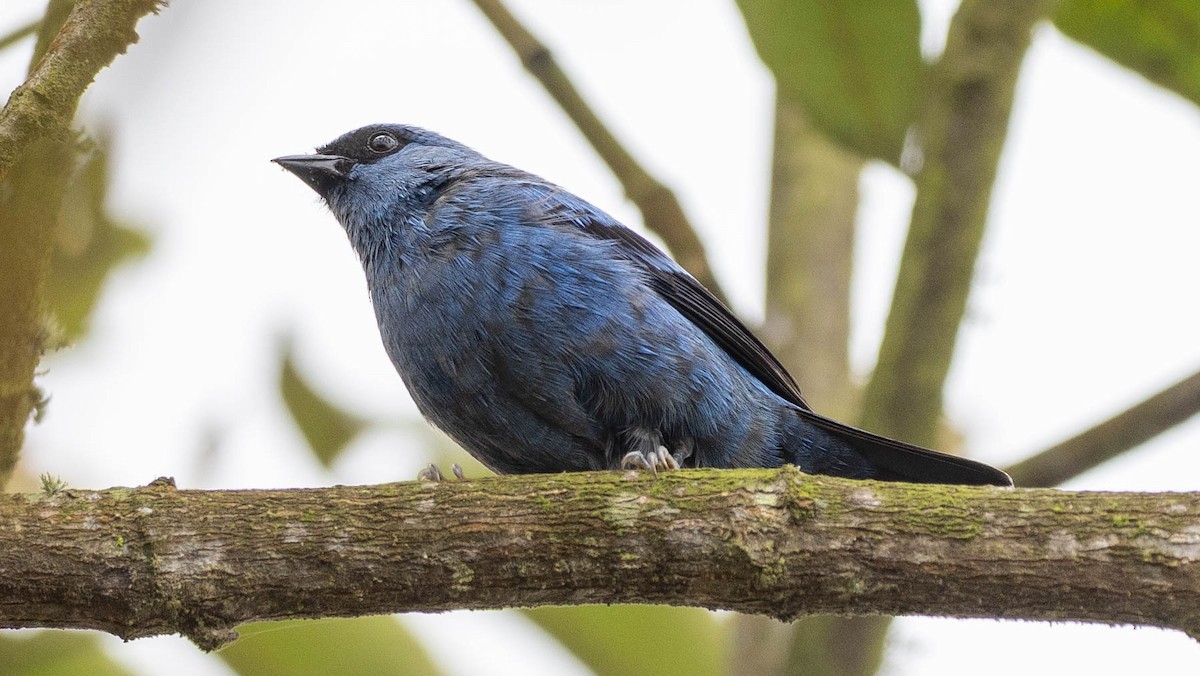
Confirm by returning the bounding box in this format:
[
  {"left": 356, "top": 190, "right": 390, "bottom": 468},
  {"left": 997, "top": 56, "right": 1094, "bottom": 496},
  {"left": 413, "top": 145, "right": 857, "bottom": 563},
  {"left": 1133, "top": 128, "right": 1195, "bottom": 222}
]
[{"left": 800, "top": 410, "right": 1013, "bottom": 487}]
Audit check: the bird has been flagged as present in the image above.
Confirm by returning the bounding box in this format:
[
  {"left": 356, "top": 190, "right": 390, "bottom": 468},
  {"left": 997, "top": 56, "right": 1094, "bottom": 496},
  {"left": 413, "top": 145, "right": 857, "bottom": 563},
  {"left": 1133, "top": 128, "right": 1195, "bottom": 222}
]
[{"left": 273, "top": 123, "right": 1011, "bottom": 487}]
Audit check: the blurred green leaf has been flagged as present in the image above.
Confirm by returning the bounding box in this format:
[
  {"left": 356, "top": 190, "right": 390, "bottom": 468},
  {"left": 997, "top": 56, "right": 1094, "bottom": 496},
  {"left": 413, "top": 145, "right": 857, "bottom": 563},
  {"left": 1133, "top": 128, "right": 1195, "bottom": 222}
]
[
  {"left": 735, "top": 0, "right": 922, "bottom": 163},
  {"left": 1056, "top": 0, "right": 1200, "bottom": 107},
  {"left": 46, "top": 140, "right": 151, "bottom": 342},
  {"left": 525, "top": 605, "right": 725, "bottom": 676},
  {"left": 0, "top": 631, "right": 135, "bottom": 676},
  {"left": 220, "top": 617, "right": 441, "bottom": 676},
  {"left": 279, "top": 338, "right": 368, "bottom": 467}
]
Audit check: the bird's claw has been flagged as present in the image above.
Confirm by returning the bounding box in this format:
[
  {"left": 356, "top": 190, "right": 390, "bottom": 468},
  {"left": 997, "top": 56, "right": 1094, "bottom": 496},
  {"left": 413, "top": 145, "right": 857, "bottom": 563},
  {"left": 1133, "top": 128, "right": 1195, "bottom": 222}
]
[
  {"left": 417, "top": 463, "right": 466, "bottom": 482},
  {"left": 620, "top": 446, "right": 680, "bottom": 476},
  {"left": 417, "top": 463, "right": 444, "bottom": 482}
]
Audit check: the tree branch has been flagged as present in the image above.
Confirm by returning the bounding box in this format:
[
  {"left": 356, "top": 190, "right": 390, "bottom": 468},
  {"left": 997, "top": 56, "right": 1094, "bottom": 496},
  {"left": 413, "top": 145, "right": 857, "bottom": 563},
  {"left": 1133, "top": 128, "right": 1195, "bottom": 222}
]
[
  {"left": 748, "top": 96, "right": 871, "bottom": 676},
  {"left": 0, "top": 140, "right": 74, "bottom": 489},
  {"left": 0, "top": 19, "right": 41, "bottom": 54},
  {"left": 0, "top": 0, "right": 162, "bottom": 179},
  {"left": 761, "top": 96, "right": 861, "bottom": 416},
  {"left": 841, "top": 5, "right": 1051, "bottom": 668},
  {"left": 3, "top": 470, "right": 1199, "bottom": 651},
  {"left": 468, "top": 0, "right": 728, "bottom": 304},
  {"left": 0, "top": 0, "right": 160, "bottom": 488},
  {"left": 859, "top": 0, "right": 1053, "bottom": 445},
  {"left": 1008, "top": 367, "right": 1200, "bottom": 487}
]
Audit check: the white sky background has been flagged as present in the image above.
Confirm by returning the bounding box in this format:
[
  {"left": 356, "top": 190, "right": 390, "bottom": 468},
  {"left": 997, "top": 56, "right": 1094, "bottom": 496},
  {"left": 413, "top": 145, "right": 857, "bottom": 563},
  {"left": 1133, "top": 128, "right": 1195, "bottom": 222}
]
[{"left": 3, "top": 1, "right": 1200, "bottom": 674}]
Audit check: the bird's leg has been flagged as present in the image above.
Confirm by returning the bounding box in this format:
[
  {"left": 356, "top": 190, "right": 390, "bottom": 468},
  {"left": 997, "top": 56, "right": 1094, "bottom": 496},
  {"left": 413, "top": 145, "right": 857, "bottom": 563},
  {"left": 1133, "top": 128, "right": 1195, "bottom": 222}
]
[
  {"left": 417, "top": 463, "right": 465, "bottom": 482},
  {"left": 670, "top": 440, "right": 693, "bottom": 468},
  {"left": 416, "top": 463, "right": 444, "bottom": 481},
  {"left": 620, "top": 429, "right": 679, "bottom": 475}
]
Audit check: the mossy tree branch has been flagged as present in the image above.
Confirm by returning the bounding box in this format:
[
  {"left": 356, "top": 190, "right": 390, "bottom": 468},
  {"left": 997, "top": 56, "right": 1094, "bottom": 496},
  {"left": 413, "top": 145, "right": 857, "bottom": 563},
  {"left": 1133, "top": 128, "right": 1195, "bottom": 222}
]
[
  {"left": 2, "top": 469, "right": 1198, "bottom": 652},
  {"left": 468, "top": 0, "right": 728, "bottom": 304}
]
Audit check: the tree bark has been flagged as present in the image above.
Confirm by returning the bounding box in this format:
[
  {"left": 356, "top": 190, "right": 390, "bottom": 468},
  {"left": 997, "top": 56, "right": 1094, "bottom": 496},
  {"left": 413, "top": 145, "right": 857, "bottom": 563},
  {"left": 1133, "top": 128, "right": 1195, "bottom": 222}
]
[{"left": 2, "top": 470, "right": 1198, "bottom": 651}]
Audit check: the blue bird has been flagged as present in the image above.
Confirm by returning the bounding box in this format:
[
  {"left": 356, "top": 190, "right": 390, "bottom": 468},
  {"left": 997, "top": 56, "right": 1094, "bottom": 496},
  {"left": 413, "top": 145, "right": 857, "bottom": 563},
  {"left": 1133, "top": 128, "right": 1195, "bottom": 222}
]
[{"left": 274, "top": 124, "right": 1010, "bottom": 486}]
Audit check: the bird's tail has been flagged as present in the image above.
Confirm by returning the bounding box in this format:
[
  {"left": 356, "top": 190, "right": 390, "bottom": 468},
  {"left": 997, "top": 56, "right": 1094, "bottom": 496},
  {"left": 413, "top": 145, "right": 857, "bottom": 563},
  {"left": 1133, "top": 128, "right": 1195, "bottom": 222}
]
[{"left": 797, "top": 410, "right": 1013, "bottom": 486}]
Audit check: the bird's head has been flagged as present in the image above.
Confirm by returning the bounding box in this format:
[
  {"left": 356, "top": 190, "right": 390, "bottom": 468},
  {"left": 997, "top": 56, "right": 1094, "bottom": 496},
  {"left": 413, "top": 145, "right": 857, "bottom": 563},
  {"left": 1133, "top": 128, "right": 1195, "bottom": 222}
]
[
  {"left": 274, "top": 124, "right": 484, "bottom": 261},
  {"left": 273, "top": 123, "right": 480, "bottom": 211}
]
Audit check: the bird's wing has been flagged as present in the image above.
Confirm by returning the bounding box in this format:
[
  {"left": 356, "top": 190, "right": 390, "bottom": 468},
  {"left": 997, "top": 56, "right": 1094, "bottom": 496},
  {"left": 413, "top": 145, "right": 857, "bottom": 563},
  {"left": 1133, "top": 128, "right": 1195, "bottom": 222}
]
[
  {"left": 526, "top": 183, "right": 812, "bottom": 411},
  {"left": 505, "top": 178, "right": 1011, "bottom": 486}
]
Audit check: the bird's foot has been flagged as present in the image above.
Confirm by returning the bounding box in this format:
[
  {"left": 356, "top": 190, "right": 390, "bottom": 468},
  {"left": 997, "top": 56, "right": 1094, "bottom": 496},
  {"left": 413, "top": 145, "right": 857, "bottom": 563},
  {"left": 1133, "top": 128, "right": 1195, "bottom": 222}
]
[
  {"left": 417, "top": 463, "right": 465, "bottom": 482},
  {"left": 621, "top": 446, "right": 680, "bottom": 476}
]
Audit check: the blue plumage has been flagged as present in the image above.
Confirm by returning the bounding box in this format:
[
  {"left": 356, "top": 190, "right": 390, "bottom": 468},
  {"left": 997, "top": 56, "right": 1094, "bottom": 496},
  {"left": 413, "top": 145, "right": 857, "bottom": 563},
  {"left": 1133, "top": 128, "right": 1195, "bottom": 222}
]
[{"left": 274, "top": 124, "right": 1010, "bottom": 486}]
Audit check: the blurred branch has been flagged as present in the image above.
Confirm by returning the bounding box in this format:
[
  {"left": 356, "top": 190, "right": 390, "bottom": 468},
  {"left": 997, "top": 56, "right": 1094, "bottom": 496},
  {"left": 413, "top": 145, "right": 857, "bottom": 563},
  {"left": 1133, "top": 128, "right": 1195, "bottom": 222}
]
[
  {"left": 761, "top": 96, "right": 861, "bottom": 416},
  {"left": 4, "top": 470, "right": 1200, "bottom": 651},
  {"left": 0, "top": 0, "right": 160, "bottom": 488},
  {"left": 1007, "top": 368, "right": 1200, "bottom": 487},
  {"left": 0, "top": 0, "right": 162, "bottom": 179},
  {"left": 859, "top": 0, "right": 1053, "bottom": 445},
  {"left": 0, "top": 19, "right": 40, "bottom": 53},
  {"left": 0, "top": 141, "right": 74, "bottom": 490},
  {"left": 526, "top": 606, "right": 726, "bottom": 676},
  {"left": 469, "top": 0, "right": 728, "bottom": 303}
]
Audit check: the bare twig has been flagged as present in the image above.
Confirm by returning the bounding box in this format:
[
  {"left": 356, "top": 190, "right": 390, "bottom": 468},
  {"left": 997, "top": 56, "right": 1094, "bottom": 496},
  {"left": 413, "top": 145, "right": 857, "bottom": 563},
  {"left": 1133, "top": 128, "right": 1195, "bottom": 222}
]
[{"left": 468, "top": 0, "right": 727, "bottom": 303}]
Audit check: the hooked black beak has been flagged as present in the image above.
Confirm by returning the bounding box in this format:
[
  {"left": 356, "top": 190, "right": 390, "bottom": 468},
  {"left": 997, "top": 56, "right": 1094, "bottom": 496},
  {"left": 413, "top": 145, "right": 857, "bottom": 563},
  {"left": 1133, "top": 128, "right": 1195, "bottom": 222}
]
[{"left": 272, "top": 154, "right": 355, "bottom": 198}]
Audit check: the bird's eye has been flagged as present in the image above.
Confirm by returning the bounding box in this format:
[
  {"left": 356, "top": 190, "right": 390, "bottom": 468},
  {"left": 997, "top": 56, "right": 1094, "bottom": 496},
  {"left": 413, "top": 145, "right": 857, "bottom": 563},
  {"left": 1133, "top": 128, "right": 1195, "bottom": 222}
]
[{"left": 368, "top": 132, "right": 400, "bottom": 154}]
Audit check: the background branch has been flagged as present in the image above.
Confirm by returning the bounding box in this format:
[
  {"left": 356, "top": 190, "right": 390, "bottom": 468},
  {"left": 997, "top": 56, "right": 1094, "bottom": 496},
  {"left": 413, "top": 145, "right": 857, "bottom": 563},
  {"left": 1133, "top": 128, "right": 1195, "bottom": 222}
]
[
  {"left": 761, "top": 97, "right": 861, "bottom": 416},
  {"left": 3, "top": 470, "right": 1199, "bottom": 651},
  {"left": 786, "top": 3, "right": 1052, "bottom": 671},
  {"left": 0, "top": 0, "right": 161, "bottom": 489},
  {"left": 0, "top": 18, "right": 39, "bottom": 53},
  {"left": 0, "top": 140, "right": 73, "bottom": 488},
  {"left": 1008, "top": 368, "right": 1200, "bottom": 487},
  {"left": 859, "top": 0, "right": 1053, "bottom": 445},
  {"left": 0, "top": 0, "right": 161, "bottom": 178},
  {"left": 469, "top": 0, "right": 728, "bottom": 303}
]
